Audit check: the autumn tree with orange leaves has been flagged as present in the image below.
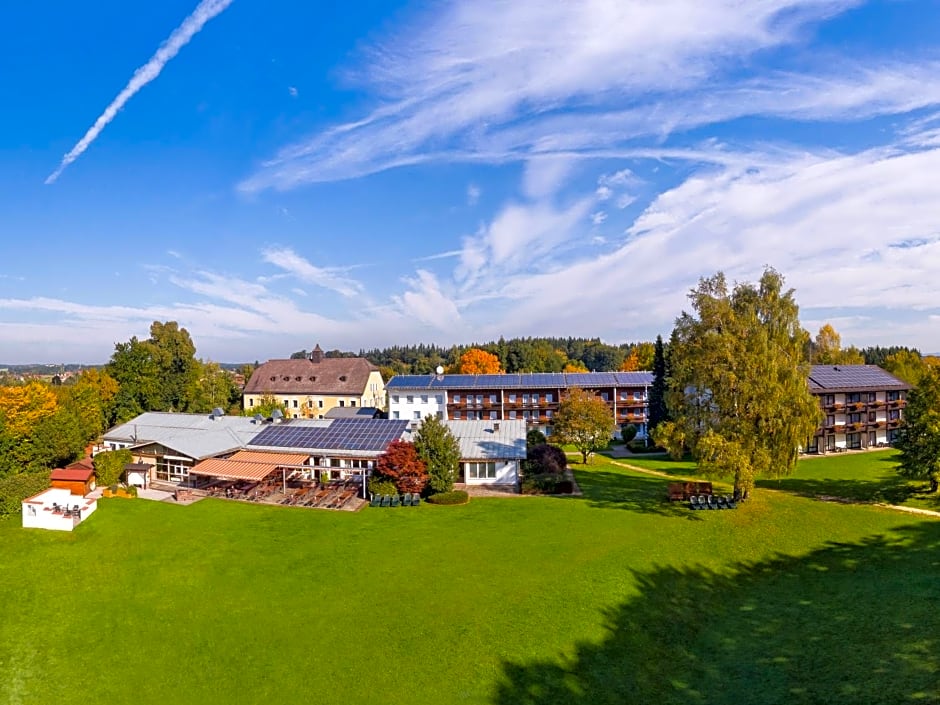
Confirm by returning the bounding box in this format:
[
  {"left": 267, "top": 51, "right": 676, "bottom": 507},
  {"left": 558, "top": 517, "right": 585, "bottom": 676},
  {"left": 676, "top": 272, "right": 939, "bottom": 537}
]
[{"left": 456, "top": 348, "right": 503, "bottom": 374}]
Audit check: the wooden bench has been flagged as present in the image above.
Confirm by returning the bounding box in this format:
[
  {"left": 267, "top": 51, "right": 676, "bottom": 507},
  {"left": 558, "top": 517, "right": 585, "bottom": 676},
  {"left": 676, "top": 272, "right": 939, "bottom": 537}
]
[{"left": 667, "top": 481, "right": 713, "bottom": 501}]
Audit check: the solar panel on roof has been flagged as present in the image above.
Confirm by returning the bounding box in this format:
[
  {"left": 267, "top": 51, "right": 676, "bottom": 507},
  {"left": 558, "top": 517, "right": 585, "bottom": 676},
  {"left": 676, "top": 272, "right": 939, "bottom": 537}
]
[{"left": 250, "top": 419, "right": 409, "bottom": 452}]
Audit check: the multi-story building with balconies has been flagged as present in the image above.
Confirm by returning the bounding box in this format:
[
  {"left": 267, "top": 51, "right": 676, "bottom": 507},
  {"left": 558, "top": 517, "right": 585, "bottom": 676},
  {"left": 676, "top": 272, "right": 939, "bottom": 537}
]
[
  {"left": 806, "top": 365, "right": 910, "bottom": 453},
  {"left": 386, "top": 372, "right": 653, "bottom": 438}
]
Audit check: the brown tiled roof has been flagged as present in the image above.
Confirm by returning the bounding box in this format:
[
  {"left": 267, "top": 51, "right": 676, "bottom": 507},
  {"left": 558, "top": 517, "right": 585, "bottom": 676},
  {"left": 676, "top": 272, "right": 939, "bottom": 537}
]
[
  {"left": 243, "top": 357, "right": 379, "bottom": 396},
  {"left": 66, "top": 457, "right": 95, "bottom": 471},
  {"left": 51, "top": 467, "right": 94, "bottom": 482}
]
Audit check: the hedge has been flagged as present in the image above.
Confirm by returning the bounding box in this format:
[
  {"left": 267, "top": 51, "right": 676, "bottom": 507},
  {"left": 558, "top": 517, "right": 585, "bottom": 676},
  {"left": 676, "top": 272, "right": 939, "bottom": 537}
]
[
  {"left": 0, "top": 472, "right": 51, "bottom": 517},
  {"left": 427, "top": 490, "right": 469, "bottom": 505}
]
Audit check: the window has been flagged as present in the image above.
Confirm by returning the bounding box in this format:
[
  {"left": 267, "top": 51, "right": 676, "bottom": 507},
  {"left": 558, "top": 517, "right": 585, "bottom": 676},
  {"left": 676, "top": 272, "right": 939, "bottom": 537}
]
[
  {"left": 476, "top": 394, "right": 483, "bottom": 405},
  {"left": 392, "top": 411, "right": 400, "bottom": 420},
  {"left": 466, "top": 461, "right": 497, "bottom": 479},
  {"left": 887, "top": 391, "right": 902, "bottom": 402},
  {"left": 292, "top": 400, "right": 298, "bottom": 408},
  {"left": 436, "top": 411, "right": 444, "bottom": 420},
  {"left": 248, "top": 399, "right": 254, "bottom": 407},
  {"left": 889, "top": 409, "right": 901, "bottom": 421},
  {"left": 156, "top": 457, "right": 191, "bottom": 483},
  {"left": 453, "top": 410, "right": 462, "bottom": 419},
  {"left": 523, "top": 410, "right": 531, "bottom": 420},
  {"left": 868, "top": 412, "right": 876, "bottom": 422},
  {"left": 421, "top": 395, "right": 428, "bottom": 404},
  {"left": 318, "top": 400, "right": 324, "bottom": 408},
  {"left": 824, "top": 394, "right": 835, "bottom": 406},
  {"left": 532, "top": 393, "right": 539, "bottom": 404},
  {"left": 406, "top": 395, "right": 414, "bottom": 403},
  {"left": 351, "top": 400, "right": 356, "bottom": 407},
  {"left": 601, "top": 392, "right": 609, "bottom": 402},
  {"left": 847, "top": 433, "right": 861, "bottom": 450},
  {"left": 392, "top": 395, "right": 399, "bottom": 403},
  {"left": 619, "top": 391, "right": 629, "bottom": 401},
  {"left": 339, "top": 400, "right": 345, "bottom": 407},
  {"left": 848, "top": 413, "right": 862, "bottom": 424},
  {"left": 489, "top": 411, "right": 498, "bottom": 420},
  {"left": 436, "top": 395, "right": 444, "bottom": 404},
  {"left": 826, "top": 415, "right": 835, "bottom": 426},
  {"left": 868, "top": 392, "right": 877, "bottom": 402},
  {"left": 545, "top": 393, "right": 553, "bottom": 403},
  {"left": 453, "top": 394, "right": 461, "bottom": 403},
  {"left": 522, "top": 394, "right": 530, "bottom": 405},
  {"left": 489, "top": 394, "right": 497, "bottom": 404},
  {"left": 509, "top": 410, "right": 517, "bottom": 419},
  {"left": 546, "top": 409, "right": 553, "bottom": 419},
  {"left": 414, "top": 411, "right": 421, "bottom": 420},
  {"left": 283, "top": 399, "right": 289, "bottom": 407},
  {"left": 509, "top": 393, "right": 517, "bottom": 403}
]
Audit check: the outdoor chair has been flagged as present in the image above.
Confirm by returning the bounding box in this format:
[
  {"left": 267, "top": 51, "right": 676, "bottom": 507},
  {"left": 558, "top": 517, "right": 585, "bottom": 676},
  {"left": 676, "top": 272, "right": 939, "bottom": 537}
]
[
  {"left": 688, "top": 495, "right": 698, "bottom": 510},
  {"left": 402, "top": 492, "right": 412, "bottom": 506},
  {"left": 370, "top": 494, "right": 381, "bottom": 507},
  {"left": 411, "top": 494, "right": 420, "bottom": 506},
  {"left": 716, "top": 495, "right": 728, "bottom": 509},
  {"left": 725, "top": 495, "right": 737, "bottom": 509},
  {"left": 380, "top": 495, "right": 391, "bottom": 507},
  {"left": 391, "top": 494, "right": 401, "bottom": 507}
]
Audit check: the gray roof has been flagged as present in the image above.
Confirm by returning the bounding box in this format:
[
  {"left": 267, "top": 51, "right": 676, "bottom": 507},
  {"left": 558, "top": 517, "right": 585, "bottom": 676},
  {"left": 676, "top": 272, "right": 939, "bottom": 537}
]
[
  {"left": 432, "top": 420, "right": 527, "bottom": 460},
  {"left": 102, "top": 412, "right": 266, "bottom": 461},
  {"left": 324, "top": 406, "right": 381, "bottom": 419},
  {"left": 387, "top": 371, "right": 653, "bottom": 390},
  {"left": 808, "top": 365, "right": 910, "bottom": 392}
]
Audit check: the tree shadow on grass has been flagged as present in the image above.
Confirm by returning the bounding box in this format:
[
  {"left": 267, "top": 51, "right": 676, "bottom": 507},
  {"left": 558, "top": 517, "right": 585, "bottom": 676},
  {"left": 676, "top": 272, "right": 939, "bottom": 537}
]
[
  {"left": 493, "top": 521, "right": 940, "bottom": 705},
  {"left": 755, "top": 474, "right": 918, "bottom": 505},
  {"left": 571, "top": 468, "right": 705, "bottom": 519}
]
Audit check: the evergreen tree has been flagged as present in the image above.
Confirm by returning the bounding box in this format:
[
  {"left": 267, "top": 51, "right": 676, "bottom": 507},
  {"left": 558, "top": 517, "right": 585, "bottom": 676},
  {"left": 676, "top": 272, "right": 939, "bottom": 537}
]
[
  {"left": 413, "top": 415, "right": 462, "bottom": 494},
  {"left": 648, "top": 334, "right": 669, "bottom": 437}
]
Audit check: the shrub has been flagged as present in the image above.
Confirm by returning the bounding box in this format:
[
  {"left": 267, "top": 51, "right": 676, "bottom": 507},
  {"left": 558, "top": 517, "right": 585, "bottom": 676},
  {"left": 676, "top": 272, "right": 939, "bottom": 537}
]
[
  {"left": 525, "top": 443, "right": 567, "bottom": 475},
  {"left": 521, "top": 473, "right": 564, "bottom": 495},
  {"left": 620, "top": 423, "right": 638, "bottom": 444},
  {"left": 0, "top": 471, "right": 50, "bottom": 516},
  {"left": 627, "top": 439, "right": 663, "bottom": 454},
  {"left": 122, "top": 484, "right": 138, "bottom": 497},
  {"left": 427, "top": 490, "right": 469, "bottom": 505},
  {"left": 526, "top": 429, "right": 547, "bottom": 450},
  {"left": 368, "top": 478, "right": 398, "bottom": 498}
]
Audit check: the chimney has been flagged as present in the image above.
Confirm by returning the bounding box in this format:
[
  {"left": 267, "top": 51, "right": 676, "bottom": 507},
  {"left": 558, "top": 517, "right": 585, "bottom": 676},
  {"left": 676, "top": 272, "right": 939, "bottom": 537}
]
[{"left": 309, "top": 344, "right": 324, "bottom": 364}]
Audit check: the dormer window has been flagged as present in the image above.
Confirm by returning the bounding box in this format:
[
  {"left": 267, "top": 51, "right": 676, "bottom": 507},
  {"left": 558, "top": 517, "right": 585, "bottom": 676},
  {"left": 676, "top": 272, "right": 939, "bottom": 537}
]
[
  {"left": 282, "top": 376, "right": 291, "bottom": 381},
  {"left": 339, "top": 375, "right": 347, "bottom": 382},
  {"left": 295, "top": 376, "right": 302, "bottom": 381},
  {"left": 270, "top": 376, "right": 276, "bottom": 381},
  {"left": 309, "top": 376, "right": 317, "bottom": 381}
]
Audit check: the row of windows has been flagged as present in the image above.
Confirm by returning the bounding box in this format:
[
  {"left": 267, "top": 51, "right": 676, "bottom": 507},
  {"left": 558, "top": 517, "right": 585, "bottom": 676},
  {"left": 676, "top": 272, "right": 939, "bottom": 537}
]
[
  {"left": 465, "top": 461, "right": 497, "bottom": 479},
  {"left": 390, "top": 391, "right": 646, "bottom": 405},
  {"left": 822, "top": 391, "right": 904, "bottom": 405},
  {"left": 391, "top": 394, "right": 445, "bottom": 404},
  {"left": 247, "top": 398, "right": 358, "bottom": 409}
]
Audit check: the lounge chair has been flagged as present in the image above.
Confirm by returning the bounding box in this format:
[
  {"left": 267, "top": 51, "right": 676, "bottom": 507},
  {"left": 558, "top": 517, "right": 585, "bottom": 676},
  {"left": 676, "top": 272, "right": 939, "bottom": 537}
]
[
  {"left": 688, "top": 495, "right": 699, "bottom": 510},
  {"left": 411, "top": 494, "right": 421, "bottom": 506},
  {"left": 380, "top": 494, "right": 391, "bottom": 507},
  {"left": 716, "top": 495, "right": 728, "bottom": 509},
  {"left": 402, "top": 492, "right": 412, "bottom": 506},
  {"left": 370, "top": 494, "right": 381, "bottom": 507},
  {"left": 726, "top": 494, "right": 737, "bottom": 509},
  {"left": 704, "top": 495, "right": 716, "bottom": 509},
  {"left": 391, "top": 494, "right": 401, "bottom": 507}
]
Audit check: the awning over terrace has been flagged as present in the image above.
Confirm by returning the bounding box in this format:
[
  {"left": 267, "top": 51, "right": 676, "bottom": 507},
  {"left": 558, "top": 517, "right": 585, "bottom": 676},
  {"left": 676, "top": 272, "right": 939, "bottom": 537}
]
[{"left": 190, "top": 451, "right": 310, "bottom": 482}]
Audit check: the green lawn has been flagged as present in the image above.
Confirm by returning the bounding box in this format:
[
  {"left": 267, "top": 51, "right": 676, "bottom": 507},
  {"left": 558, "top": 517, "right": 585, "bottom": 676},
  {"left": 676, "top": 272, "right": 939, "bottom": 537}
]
[
  {"left": 1, "top": 462, "right": 938, "bottom": 704},
  {"left": 622, "top": 449, "right": 940, "bottom": 511}
]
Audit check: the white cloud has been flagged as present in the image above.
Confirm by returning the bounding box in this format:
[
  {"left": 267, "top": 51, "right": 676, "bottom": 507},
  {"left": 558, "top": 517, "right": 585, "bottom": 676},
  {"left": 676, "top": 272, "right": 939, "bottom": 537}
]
[
  {"left": 46, "top": 0, "right": 234, "bottom": 184},
  {"left": 466, "top": 183, "right": 481, "bottom": 205},
  {"left": 288, "top": 86, "right": 298, "bottom": 97},
  {"left": 392, "top": 269, "right": 463, "bottom": 332},
  {"left": 241, "top": 0, "right": 876, "bottom": 191},
  {"left": 591, "top": 211, "right": 607, "bottom": 225},
  {"left": 522, "top": 155, "right": 576, "bottom": 200},
  {"left": 261, "top": 246, "right": 364, "bottom": 298}
]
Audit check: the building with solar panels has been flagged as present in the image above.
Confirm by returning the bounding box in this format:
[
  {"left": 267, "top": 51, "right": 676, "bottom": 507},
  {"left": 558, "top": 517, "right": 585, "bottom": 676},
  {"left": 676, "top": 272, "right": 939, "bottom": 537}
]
[
  {"left": 805, "top": 365, "right": 910, "bottom": 453},
  {"left": 386, "top": 372, "right": 653, "bottom": 438},
  {"left": 242, "top": 345, "right": 386, "bottom": 419}
]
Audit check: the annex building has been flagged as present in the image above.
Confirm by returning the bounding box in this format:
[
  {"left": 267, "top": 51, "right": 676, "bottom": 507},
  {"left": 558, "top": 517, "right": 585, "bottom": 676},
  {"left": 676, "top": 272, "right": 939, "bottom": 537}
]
[
  {"left": 386, "top": 371, "right": 653, "bottom": 438},
  {"left": 806, "top": 364, "right": 910, "bottom": 453},
  {"left": 242, "top": 344, "right": 386, "bottom": 418}
]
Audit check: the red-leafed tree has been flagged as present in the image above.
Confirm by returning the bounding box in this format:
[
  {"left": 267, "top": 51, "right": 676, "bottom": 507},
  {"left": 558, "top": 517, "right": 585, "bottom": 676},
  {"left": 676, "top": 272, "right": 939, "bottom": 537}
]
[{"left": 375, "top": 440, "right": 429, "bottom": 494}]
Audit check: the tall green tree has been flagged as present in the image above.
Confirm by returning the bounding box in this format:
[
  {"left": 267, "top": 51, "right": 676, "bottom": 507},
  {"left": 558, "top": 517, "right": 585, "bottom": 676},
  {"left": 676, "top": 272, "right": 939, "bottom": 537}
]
[
  {"left": 894, "top": 369, "right": 940, "bottom": 493},
  {"left": 413, "top": 415, "right": 462, "bottom": 494},
  {"left": 813, "top": 323, "right": 865, "bottom": 365},
  {"left": 883, "top": 349, "right": 927, "bottom": 387},
  {"left": 654, "top": 268, "right": 820, "bottom": 497},
  {"left": 94, "top": 448, "right": 134, "bottom": 487},
  {"left": 647, "top": 334, "right": 669, "bottom": 437},
  {"left": 551, "top": 387, "right": 616, "bottom": 464}
]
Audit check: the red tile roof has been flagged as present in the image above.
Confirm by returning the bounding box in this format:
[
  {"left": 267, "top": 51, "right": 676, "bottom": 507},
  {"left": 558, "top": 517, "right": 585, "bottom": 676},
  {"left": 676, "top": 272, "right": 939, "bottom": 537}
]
[{"left": 50, "top": 467, "right": 94, "bottom": 482}]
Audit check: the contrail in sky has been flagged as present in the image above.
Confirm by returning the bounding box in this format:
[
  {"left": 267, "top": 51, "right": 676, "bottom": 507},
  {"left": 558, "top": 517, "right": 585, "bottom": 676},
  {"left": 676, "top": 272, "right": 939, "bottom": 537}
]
[{"left": 45, "top": 0, "right": 234, "bottom": 184}]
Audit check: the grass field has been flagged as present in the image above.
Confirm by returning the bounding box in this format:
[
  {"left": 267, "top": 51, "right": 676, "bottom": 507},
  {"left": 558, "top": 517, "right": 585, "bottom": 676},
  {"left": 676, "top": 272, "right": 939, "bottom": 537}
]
[
  {"left": 623, "top": 448, "right": 940, "bottom": 512},
  {"left": 1, "top": 460, "right": 938, "bottom": 704}
]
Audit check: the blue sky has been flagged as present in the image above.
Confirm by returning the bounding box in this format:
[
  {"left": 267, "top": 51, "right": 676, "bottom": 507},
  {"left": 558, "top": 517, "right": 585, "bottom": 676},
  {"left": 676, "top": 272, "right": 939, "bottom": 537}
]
[{"left": 3, "top": 0, "right": 940, "bottom": 364}]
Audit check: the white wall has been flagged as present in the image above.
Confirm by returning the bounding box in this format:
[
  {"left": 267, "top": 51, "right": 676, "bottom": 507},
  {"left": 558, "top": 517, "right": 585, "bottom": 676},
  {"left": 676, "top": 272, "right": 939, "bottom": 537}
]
[
  {"left": 388, "top": 390, "right": 446, "bottom": 423},
  {"left": 463, "top": 460, "right": 518, "bottom": 486},
  {"left": 22, "top": 488, "right": 98, "bottom": 532}
]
